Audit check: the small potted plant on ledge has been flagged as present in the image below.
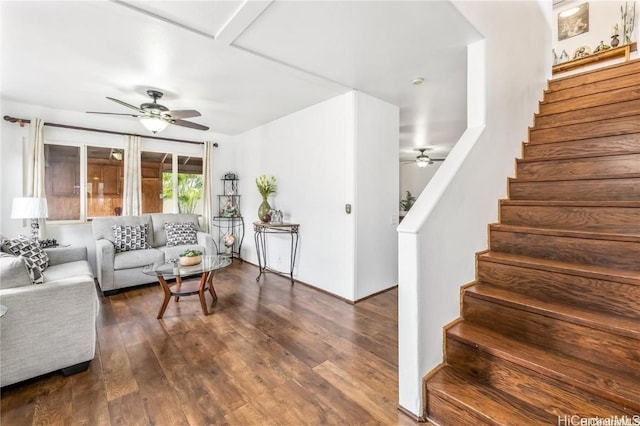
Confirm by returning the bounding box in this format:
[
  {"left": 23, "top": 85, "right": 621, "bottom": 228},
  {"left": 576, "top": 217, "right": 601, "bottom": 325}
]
[
  {"left": 399, "top": 190, "right": 417, "bottom": 221},
  {"left": 179, "top": 249, "right": 202, "bottom": 266}
]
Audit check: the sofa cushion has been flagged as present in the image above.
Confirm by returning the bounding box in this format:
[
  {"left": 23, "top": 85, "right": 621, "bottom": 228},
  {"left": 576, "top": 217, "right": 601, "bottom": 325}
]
[
  {"left": 43, "top": 260, "right": 94, "bottom": 283},
  {"left": 113, "top": 248, "right": 164, "bottom": 270},
  {"left": 165, "top": 222, "right": 198, "bottom": 247},
  {"left": 2, "top": 235, "right": 49, "bottom": 271},
  {"left": 22, "top": 256, "right": 44, "bottom": 285},
  {"left": 112, "top": 224, "right": 151, "bottom": 253},
  {"left": 151, "top": 214, "right": 200, "bottom": 248},
  {"left": 92, "top": 215, "right": 154, "bottom": 246},
  {"left": 159, "top": 244, "right": 207, "bottom": 261},
  {"left": 0, "top": 254, "right": 34, "bottom": 289}
]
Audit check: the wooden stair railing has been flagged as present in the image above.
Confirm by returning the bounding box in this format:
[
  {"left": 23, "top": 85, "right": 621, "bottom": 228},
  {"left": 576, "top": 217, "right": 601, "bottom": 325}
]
[{"left": 423, "top": 58, "right": 640, "bottom": 424}]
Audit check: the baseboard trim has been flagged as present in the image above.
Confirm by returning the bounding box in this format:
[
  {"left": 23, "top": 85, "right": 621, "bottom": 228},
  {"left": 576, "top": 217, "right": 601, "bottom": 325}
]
[
  {"left": 354, "top": 285, "right": 398, "bottom": 303},
  {"left": 397, "top": 404, "right": 427, "bottom": 423},
  {"left": 241, "top": 260, "right": 358, "bottom": 304}
]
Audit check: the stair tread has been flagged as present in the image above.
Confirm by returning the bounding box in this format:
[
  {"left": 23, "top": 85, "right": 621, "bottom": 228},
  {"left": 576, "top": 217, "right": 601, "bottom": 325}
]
[
  {"left": 467, "top": 283, "right": 640, "bottom": 339},
  {"left": 448, "top": 322, "right": 640, "bottom": 410},
  {"left": 537, "top": 86, "right": 640, "bottom": 117},
  {"left": 427, "top": 366, "right": 549, "bottom": 425},
  {"left": 546, "top": 58, "right": 640, "bottom": 90},
  {"left": 509, "top": 173, "right": 640, "bottom": 183},
  {"left": 517, "top": 152, "right": 640, "bottom": 164},
  {"left": 490, "top": 223, "right": 640, "bottom": 242},
  {"left": 499, "top": 199, "right": 640, "bottom": 208},
  {"left": 478, "top": 251, "right": 640, "bottom": 286}
]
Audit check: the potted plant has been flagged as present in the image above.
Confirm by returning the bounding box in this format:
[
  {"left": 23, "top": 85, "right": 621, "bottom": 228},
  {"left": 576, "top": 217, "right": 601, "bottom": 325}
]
[
  {"left": 256, "top": 174, "right": 277, "bottom": 221},
  {"left": 178, "top": 249, "right": 202, "bottom": 266},
  {"left": 400, "top": 191, "right": 417, "bottom": 212}
]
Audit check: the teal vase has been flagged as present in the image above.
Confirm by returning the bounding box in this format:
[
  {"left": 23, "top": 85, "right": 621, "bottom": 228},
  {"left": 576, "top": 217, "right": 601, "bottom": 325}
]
[{"left": 258, "top": 197, "right": 271, "bottom": 222}]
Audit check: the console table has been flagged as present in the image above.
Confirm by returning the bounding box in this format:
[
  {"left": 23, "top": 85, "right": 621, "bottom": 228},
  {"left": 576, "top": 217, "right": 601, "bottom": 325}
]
[{"left": 253, "top": 222, "right": 300, "bottom": 285}]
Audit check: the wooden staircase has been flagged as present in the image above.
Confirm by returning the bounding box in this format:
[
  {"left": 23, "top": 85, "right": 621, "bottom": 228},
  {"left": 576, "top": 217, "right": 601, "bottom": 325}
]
[{"left": 423, "top": 59, "right": 640, "bottom": 424}]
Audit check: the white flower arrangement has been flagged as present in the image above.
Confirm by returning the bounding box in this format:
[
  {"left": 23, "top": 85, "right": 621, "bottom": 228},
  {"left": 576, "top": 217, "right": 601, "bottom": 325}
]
[{"left": 256, "top": 175, "right": 277, "bottom": 198}]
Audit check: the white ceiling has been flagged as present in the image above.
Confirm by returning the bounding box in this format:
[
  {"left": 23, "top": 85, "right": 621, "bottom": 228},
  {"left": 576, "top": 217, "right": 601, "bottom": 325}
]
[{"left": 1, "top": 0, "right": 481, "bottom": 161}]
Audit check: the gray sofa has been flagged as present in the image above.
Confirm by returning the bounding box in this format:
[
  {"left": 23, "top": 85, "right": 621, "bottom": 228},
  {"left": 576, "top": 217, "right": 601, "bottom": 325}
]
[
  {"left": 0, "top": 245, "right": 98, "bottom": 387},
  {"left": 92, "top": 213, "right": 215, "bottom": 294}
]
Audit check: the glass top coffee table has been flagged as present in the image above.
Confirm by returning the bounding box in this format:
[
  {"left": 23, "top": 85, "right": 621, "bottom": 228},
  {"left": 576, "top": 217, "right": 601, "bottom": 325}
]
[{"left": 143, "top": 255, "right": 231, "bottom": 319}]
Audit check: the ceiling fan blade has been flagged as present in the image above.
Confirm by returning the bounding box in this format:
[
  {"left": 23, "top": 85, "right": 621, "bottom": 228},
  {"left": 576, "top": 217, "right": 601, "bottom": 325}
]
[
  {"left": 106, "top": 97, "right": 146, "bottom": 113},
  {"left": 431, "top": 158, "right": 446, "bottom": 162},
  {"left": 170, "top": 118, "right": 210, "bottom": 131},
  {"left": 167, "top": 109, "right": 201, "bottom": 119},
  {"left": 87, "top": 111, "right": 142, "bottom": 117}
]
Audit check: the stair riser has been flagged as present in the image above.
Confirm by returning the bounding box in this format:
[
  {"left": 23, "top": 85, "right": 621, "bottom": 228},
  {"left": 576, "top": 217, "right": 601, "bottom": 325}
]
[
  {"left": 445, "top": 337, "right": 633, "bottom": 415},
  {"left": 547, "top": 60, "right": 640, "bottom": 92},
  {"left": 529, "top": 115, "right": 640, "bottom": 144},
  {"left": 544, "top": 73, "right": 640, "bottom": 104},
  {"left": 539, "top": 86, "right": 640, "bottom": 116},
  {"left": 489, "top": 229, "right": 640, "bottom": 271},
  {"left": 427, "top": 393, "right": 494, "bottom": 426},
  {"left": 462, "top": 295, "right": 640, "bottom": 374},
  {"left": 522, "top": 133, "right": 640, "bottom": 160},
  {"left": 509, "top": 178, "right": 640, "bottom": 201},
  {"left": 499, "top": 204, "right": 640, "bottom": 234},
  {"left": 517, "top": 154, "right": 640, "bottom": 180},
  {"left": 535, "top": 98, "right": 640, "bottom": 130},
  {"left": 477, "top": 260, "right": 640, "bottom": 320}
]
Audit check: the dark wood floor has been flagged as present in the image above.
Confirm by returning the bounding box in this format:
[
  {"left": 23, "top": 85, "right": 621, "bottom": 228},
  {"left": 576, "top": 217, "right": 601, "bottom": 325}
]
[{"left": 1, "top": 260, "right": 416, "bottom": 425}]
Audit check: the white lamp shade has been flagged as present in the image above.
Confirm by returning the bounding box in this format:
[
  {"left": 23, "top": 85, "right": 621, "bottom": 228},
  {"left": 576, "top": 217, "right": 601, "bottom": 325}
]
[
  {"left": 140, "top": 116, "right": 169, "bottom": 134},
  {"left": 11, "top": 197, "right": 48, "bottom": 219}
]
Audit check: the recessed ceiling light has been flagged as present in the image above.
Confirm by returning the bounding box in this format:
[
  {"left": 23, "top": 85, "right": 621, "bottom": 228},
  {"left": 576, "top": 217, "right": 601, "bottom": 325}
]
[{"left": 412, "top": 77, "right": 424, "bottom": 86}]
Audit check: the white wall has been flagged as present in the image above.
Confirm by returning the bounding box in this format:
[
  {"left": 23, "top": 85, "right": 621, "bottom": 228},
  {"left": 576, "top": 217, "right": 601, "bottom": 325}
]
[
  {"left": 397, "top": 0, "right": 552, "bottom": 417},
  {"left": 232, "top": 93, "right": 355, "bottom": 299},
  {"left": 0, "top": 99, "right": 233, "bottom": 272},
  {"left": 354, "top": 92, "right": 400, "bottom": 300},
  {"left": 232, "top": 91, "right": 399, "bottom": 301}
]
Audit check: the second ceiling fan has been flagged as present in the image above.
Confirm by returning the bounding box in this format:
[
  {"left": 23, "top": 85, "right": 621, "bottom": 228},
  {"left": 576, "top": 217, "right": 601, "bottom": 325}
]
[
  {"left": 401, "top": 148, "right": 445, "bottom": 168},
  {"left": 87, "top": 90, "right": 209, "bottom": 134}
]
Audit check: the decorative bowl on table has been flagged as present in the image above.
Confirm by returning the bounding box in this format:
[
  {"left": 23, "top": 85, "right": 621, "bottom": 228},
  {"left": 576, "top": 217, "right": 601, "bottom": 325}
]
[{"left": 178, "top": 249, "right": 202, "bottom": 266}]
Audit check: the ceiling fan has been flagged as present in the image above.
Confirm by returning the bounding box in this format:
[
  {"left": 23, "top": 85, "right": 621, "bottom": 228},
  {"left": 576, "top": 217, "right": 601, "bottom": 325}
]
[
  {"left": 87, "top": 90, "right": 209, "bottom": 134},
  {"left": 401, "top": 148, "right": 445, "bottom": 168}
]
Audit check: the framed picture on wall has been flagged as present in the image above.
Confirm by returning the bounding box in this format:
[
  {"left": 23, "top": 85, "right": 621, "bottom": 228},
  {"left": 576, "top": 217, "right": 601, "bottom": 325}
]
[{"left": 558, "top": 2, "right": 589, "bottom": 41}]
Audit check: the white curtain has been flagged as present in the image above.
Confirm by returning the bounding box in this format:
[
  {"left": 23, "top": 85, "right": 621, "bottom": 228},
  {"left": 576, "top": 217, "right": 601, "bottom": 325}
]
[
  {"left": 201, "top": 141, "right": 216, "bottom": 233},
  {"left": 122, "top": 135, "right": 142, "bottom": 216},
  {"left": 24, "top": 118, "right": 47, "bottom": 237},
  {"left": 25, "top": 118, "right": 46, "bottom": 197}
]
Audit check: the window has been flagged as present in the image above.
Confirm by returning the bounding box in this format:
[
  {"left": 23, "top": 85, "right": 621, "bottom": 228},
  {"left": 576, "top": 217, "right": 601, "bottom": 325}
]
[
  {"left": 44, "top": 142, "right": 202, "bottom": 222},
  {"left": 87, "top": 147, "right": 124, "bottom": 218},
  {"left": 157, "top": 154, "right": 203, "bottom": 215},
  {"left": 44, "top": 144, "right": 81, "bottom": 221}
]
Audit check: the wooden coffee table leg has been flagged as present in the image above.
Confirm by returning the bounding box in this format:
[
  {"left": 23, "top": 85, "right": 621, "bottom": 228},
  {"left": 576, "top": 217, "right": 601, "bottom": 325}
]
[
  {"left": 198, "top": 272, "right": 210, "bottom": 315},
  {"left": 157, "top": 276, "right": 172, "bottom": 319},
  {"left": 207, "top": 271, "right": 218, "bottom": 300}
]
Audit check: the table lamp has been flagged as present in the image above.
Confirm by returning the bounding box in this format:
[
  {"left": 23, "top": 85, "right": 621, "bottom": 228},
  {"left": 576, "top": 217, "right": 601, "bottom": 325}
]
[{"left": 11, "top": 197, "right": 48, "bottom": 241}]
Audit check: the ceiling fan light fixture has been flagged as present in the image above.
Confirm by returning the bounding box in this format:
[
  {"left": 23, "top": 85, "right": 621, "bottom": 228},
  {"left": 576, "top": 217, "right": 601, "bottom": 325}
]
[
  {"left": 140, "top": 116, "right": 169, "bottom": 134},
  {"left": 416, "top": 156, "right": 431, "bottom": 168}
]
